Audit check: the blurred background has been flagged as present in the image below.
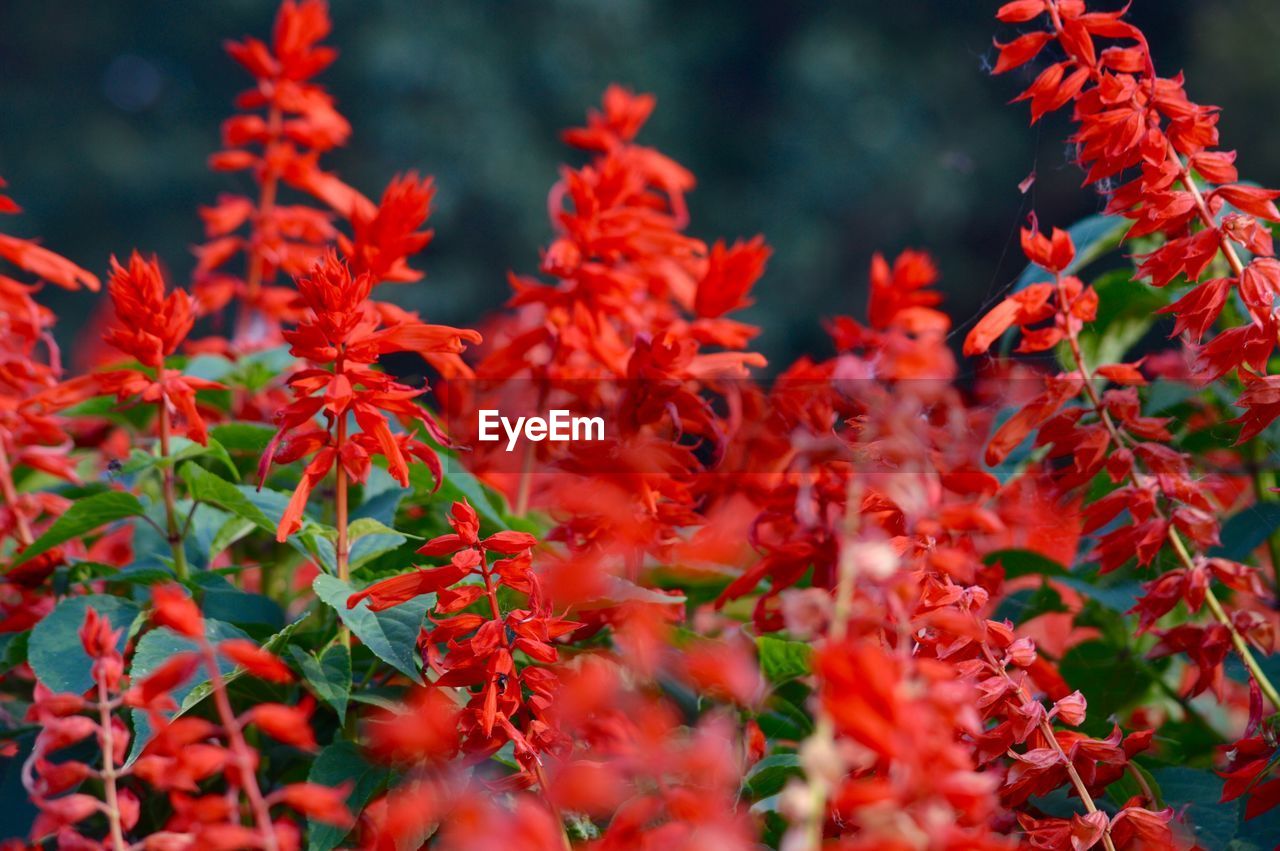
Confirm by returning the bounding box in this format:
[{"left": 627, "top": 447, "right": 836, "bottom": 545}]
[{"left": 2, "top": 0, "right": 1279, "bottom": 369}]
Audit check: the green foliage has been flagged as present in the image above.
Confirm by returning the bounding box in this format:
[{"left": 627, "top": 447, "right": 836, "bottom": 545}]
[
  {"left": 10, "top": 492, "right": 146, "bottom": 567},
  {"left": 28, "top": 594, "right": 140, "bottom": 694},
  {"left": 123, "top": 436, "right": 237, "bottom": 481},
  {"left": 290, "top": 643, "right": 352, "bottom": 724},
  {"left": 306, "top": 741, "right": 391, "bottom": 851},
  {"left": 181, "top": 463, "right": 277, "bottom": 534},
  {"left": 126, "top": 618, "right": 251, "bottom": 763},
  {"left": 984, "top": 549, "right": 1141, "bottom": 614},
  {"left": 313, "top": 574, "right": 433, "bottom": 683},
  {"left": 744, "top": 753, "right": 803, "bottom": 798},
  {"left": 312, "top": 518, "right": 412, "bottom": 574},
  {"left": 756, "top": 636, "right": 813, "bottom": 684},
  {"left": 1072, "top": 267, "right": 1172, "bottom": 369},
  {"left": 1153, "top": 767, "right": 1280, "bottom": 850}
]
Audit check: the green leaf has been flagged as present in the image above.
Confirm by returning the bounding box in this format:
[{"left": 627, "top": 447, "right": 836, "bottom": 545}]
[
  {"left": 0, "top": 630, "right": 29, "bottom": 676},
  {"left": 290, "top": 643, "right": 351, "bottom": 723},
  {"left": 994, "top": 582, "right": 1068, "bottom": 625},
  {"left": 10, "top": 492, "right": 146, "bottom": 567},
  {"left": 756, "top": 636, "right": 813, "bottom": 684},
  {"left": 423, "top": 464, "right": 506, "bottom": 528},
  {"left": 181, "top": 463, "right": 277, "bottom": 534},
  {"left": 744, "top": 753, "right": 802, "bottom": 798},
  {"left": 208, "top": 516, "right": 256, "bottom": 560},
  {"left": 311, "top": 518, "right": 412, "bottom": 574},
  {"left": 984, "top": 548, "right": 1068, "bottom": 578},
  {"left": 1150, "top": 767, "right": 1280, "bottom": 850},
  {"left": 184, "top": 354, "right": 236, "bottom": 383},
  {"left": 307, "top": 741, "right": 390, "bottom": 851},
  {"left": 234, "top": 346, "right": 294, "bottom": 392},
  {"left": 102, "top": 564, "right": 175, "bottom": 587},
  {"left": 1059, "top": 640, "right": 1153, "bottom": 721},
  {"left": 211, "top": 422, "right": 277, "bottom": 455},
  {"left": 192, "top": 572, "right": 286, "bottom": 630},
  {"left": 755, "top": 684, "right": 814, "bottom": 741},
  {"left": 1213, "top": 503, "right": 1280, "bottom": 562},
  {"left": 313, "top": 574, "right": 432, "bottom": 683},
  {"left": 29, "top": 594, "right": 140, "bottom": 694},
  {"left": 983, "top": 549, "right": 1140, "bottom": 613},
  {"left": 123, "top": 436, "right": 237, "bottom": 481}
]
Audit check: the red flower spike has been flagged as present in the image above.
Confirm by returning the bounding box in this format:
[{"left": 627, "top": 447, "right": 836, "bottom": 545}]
[
  {"left": 351, "top": 503, "right": 573, "bottom": 779},
  {"left": 262, "top": 252, "right": 480, "bottom": 539},
  {"left": 41, "top": 252, "right": 222, "bottom": 445}
]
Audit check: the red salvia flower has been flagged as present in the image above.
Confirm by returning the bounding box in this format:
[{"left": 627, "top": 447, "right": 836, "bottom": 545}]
[
  {"left": 261, "top": 252, "right": 480, "bottom": 540},
  {"left": 350, "top": 501, "right": 577, "bottom": 779},
  {"left": 0, "top": 177, "right": 95, "bottom": 559},
  {"left": 197, "top": 0, "right": 351, "bottom": 313},
  {"left": 43, "top": 253, "right": 222, "bottom": 445}
]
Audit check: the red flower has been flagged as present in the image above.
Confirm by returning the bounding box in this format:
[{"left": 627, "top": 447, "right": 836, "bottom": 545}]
[
  {"left": 0, "top": 177, "right": 95, "bottom": 556},
  {"left": 39, "top": 254, "right": 222, "bottom": 446},
  {"left": 350, "top": 501, "right": 576, "bottom": 777},
  {"left": 218, "top": 639, "right": 295, "bottom": 683},
  {"left": 993, "top": 0, "right": 1280, "bottom": 430},
  {"left": 261, "top": 252, "right": 480, "bottom": 540},
  {"left": 195, "top": 0, "right": 362, "bottom": 341},
  {"left": 0, "top": 180, "right": 98, "bottom": 292},
  {"left": 152, "top": 584, "right": 205, "bottom": 639}
]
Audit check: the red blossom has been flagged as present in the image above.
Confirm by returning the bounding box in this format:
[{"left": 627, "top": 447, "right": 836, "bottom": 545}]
[{"left": 261, "top": 252, "right": 480, "bottom": 539}]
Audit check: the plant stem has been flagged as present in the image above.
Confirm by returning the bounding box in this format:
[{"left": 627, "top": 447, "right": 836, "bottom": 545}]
[
  {"left": 476, "top": 547, "right": 571, "bottom": 847},
  {"left": 1126, "top": 763, "right": 1157, "bottom": 806},
  {"left": 1168, "top": 529, "right": 1280, "bottom": 710},
  {"left": 95, "top": 671, "right": 128, "bottom": 851},
  {"left": 982, "top": 641, "right": 1117, "bottom": 851},
  {"left": 157, "top": 400, "right": 188, "bottom": 581},
  {"left": 801, "top": 476, "right": 863, "bottom": 851},
  {"left": 531, "top": 758, "right": 573, "bottom": 851},
  {"left": 335, "top": 410, "right": 350, "bottom": 649},
  {"left": 200, "top": 638, "right": 279, "bottom": 851}
]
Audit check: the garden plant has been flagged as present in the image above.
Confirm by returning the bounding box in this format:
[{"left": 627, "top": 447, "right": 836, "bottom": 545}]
[{"left": 1, "top": 1, "right": 1279, "bottom": 848}]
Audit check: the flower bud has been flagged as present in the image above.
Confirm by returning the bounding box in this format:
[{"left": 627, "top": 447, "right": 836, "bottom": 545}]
[
  {"left": 1054, "top": 690, "right": 1088, "bottom": 726},
  {"left": 1006, "top": 638, "right": 1037, "bottom": 667}
]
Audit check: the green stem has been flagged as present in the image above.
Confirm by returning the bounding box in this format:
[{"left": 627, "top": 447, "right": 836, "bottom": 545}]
[
  {"left": 157, "top": 401, "right": 188, "bottom": 581},
  {"left": 1168, "top": 530, "right": 1280, "bottom": 710},
  {"left": 335, "top": 409, "right": 350, "bottom": 649}
]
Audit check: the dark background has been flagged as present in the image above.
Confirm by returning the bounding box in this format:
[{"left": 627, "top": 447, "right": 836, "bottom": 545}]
[{"left": 2, "top": 0, "right": 1278, "bottom": 369}]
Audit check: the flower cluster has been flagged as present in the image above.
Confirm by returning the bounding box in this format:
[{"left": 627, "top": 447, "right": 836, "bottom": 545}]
[
  {"left": 351, "top": 500, "right": 575, "bottom": 782},
  {"left": 0, "top": 179, "right": 97, "bottom": 609},
  {"left": 194, "top": 0, "right": 352, "bottom": 334},
  {"left": 2, "top": 1, "right": 1280, "bottom": 849},
  {"left": 23, "top": 592, "right": 349, "bottom": 849},
  {"left": 260, "top": 252, "right": 480, "bottom": 544}
]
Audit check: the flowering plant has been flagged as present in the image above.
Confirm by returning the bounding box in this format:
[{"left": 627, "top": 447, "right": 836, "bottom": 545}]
[{"left": 1, "top": 2, "right": 1279, "bottom": 849}]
